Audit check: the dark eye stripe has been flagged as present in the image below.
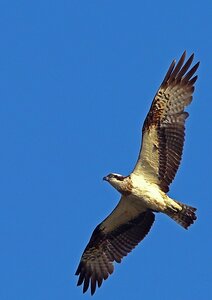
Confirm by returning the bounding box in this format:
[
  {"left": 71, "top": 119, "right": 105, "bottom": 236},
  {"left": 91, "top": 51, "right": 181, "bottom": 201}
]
[{"left": 113, "top": 175, "right": 126, "bottom": 181}]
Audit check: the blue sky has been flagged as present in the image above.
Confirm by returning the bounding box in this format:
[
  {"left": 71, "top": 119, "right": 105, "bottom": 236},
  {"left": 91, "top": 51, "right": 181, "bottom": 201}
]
[{"left": 0, "top": 1, "right": 211, "bottom": 299}]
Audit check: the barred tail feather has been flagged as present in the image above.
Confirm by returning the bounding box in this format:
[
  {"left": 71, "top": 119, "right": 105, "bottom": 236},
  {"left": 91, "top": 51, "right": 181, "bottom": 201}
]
[{"left": 167, "top": 201, "right": 197, "bottom": 229}]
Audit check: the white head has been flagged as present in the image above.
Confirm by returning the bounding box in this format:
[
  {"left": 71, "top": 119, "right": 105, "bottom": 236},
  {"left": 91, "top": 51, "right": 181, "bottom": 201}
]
[{"left": 103, "top": 173, "right": 128, "bottom": 193}]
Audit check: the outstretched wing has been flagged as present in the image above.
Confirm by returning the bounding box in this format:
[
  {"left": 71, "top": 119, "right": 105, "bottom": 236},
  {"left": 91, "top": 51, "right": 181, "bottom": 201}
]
[
  {"left": 75, "top": 196, "right": 155, "bottom": 295},
  {"left": 133, "top": 51, "right": 199, "bottom": 192}
]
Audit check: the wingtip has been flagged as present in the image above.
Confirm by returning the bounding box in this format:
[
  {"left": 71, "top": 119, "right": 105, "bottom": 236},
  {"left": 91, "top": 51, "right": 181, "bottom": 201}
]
[
  {"left": 180, "top": 51, "right": 195, "bottom": 65},
  {"left": 83, "top": 282, "right": 89, "bottom": 294},
  {"left": 91, "top": 289, "right": 96, "bottom": 296},
  {"left": 182, "top": 50, "right": 187, "bottom": 58},
  {"left": 180, "top": 51, "right": 186, "bottom": 63},
  {"left": 195, "top": 61, "right": 200, "bottom": 68},
  {"left": 189, "top": 52, "right": 194, "bottom": 60}
]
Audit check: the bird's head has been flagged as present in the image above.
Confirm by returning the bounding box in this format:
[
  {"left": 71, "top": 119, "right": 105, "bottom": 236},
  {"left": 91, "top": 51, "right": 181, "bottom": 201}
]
[{"left": 103, "top": 173, "right": 128, "bottom": 192}]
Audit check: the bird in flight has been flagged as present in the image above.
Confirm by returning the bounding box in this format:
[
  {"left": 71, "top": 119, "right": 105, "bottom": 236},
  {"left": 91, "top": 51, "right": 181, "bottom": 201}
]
[{"left": 75, "top": 51, "right": 199, "bottom": 295}]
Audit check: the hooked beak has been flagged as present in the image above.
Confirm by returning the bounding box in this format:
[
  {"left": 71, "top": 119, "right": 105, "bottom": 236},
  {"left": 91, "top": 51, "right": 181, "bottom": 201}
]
[{"left": 103, "top": 176, "right": 109, "bottom": 181}]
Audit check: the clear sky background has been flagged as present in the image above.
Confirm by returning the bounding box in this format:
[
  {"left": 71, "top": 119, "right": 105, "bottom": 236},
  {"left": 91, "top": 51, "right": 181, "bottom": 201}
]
[{"left": 0, "top": 1, "right": 211, "bottom": 299}]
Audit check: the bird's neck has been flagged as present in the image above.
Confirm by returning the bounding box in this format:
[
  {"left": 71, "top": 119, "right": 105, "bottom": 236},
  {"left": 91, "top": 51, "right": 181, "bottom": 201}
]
[{"left": 110, "top": 176, "right": 132, "bottom": 195}]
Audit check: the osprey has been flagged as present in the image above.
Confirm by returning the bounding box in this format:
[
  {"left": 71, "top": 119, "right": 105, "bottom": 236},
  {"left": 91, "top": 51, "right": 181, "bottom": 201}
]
[{"left": 75, "top": 52, "right": 199, "bottom": 295}]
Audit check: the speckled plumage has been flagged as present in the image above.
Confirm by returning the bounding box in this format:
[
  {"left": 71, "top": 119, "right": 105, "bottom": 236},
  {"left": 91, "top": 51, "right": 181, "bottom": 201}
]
[{"left": 76, "top": 52, "right": 199, "bottom": 295}]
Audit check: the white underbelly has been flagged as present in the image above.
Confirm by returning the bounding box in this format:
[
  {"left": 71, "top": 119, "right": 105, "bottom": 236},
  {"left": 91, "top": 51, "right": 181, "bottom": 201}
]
[{"left": 130, "top": 174, "right": 167, "bottom": 211}]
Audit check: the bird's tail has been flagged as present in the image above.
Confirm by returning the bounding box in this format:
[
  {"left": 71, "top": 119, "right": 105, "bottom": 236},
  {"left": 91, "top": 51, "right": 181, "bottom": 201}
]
[{"left": 166, "top": 200, "right": 197, "bottom": 229}]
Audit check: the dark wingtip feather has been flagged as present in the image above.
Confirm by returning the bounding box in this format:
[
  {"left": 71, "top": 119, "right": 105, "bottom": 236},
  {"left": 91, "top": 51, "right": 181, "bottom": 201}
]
[
  {"left": 97, "top": 277, "right": 103, "bottom": 288},
  {"left": 182, "top": 61, "right": 200, "bottom": 84},
  {"left": 91, "top": 277, "right": 96, "bottom": 296},
  {"left": 176, "top": 53, "right": 194, "bottom": 81},
  {"left": 182, "top": 50, "right": 187, "bottom": 57},
  {"left": 161, "top": 59, "right": 176, "bottom": 86},
  {"left": 83, "top": 273, "right": 90, "bottom": 293},
  {"left": 179, "top": 51, "right": 187, "bottom": 63},
  {"left": 77, "top": 270, "right": 85, "bottom": 286},
  {"left": 161, "top": 51, "right": 199, "bottom": 88},
  {"left": 188, "top": 52, "right": 194, "bottom": 63},
  {"left": 75, "top": 264, "right": 80, "bottom": 276},
  {"left": 189, "top": 75, "right": 198, "bottom": 85},
  {"left": 168, "top": 51, "right": 186, "bottom": 80}
]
